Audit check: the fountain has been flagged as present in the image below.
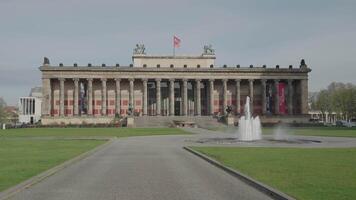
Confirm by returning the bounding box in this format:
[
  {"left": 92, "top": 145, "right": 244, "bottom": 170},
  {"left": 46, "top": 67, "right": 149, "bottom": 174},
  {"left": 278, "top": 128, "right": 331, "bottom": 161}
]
[
  {"left": 190, "top": 96, "right": 321, "bottom": 145},
  {"left": 237, "top": 96, "right": 262, "bottom": 141}
]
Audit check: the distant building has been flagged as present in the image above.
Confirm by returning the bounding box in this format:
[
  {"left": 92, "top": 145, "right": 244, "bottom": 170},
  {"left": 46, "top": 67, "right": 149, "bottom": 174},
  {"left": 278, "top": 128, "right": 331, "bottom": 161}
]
[{"left": 18, "top": 87, "right": 42, "bottom": 124}]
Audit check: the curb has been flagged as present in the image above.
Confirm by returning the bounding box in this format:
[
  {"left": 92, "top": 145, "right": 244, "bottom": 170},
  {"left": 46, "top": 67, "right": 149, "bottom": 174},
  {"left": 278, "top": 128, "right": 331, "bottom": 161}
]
[
  {"left": 0, "top": 138, "right": 116, "bottom": 200},
  {"left": 183, "top": 146, "right": 295, "bottom": 200}
]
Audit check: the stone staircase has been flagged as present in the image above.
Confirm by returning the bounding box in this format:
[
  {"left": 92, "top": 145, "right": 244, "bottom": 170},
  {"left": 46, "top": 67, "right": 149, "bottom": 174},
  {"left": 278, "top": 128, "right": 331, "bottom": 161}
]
[{"left": 133, "top": 116, "right": 227, "bottom": 129}]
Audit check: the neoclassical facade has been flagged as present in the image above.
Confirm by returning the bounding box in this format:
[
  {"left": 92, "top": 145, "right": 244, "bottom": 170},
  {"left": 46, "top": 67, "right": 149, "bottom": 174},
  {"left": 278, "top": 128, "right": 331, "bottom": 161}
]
[{"left": 40, "top": 48, "right": 311, "bottom": 125}]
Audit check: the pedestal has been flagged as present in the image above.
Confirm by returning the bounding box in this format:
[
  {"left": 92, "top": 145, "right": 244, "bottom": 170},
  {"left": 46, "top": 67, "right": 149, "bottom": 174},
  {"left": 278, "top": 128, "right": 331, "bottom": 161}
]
[
  {"left": 225, "top": 116, "right": 234, "bottom": 126},
  {"left": 126, "top": 117, "right": 134, "bottom": 128}
]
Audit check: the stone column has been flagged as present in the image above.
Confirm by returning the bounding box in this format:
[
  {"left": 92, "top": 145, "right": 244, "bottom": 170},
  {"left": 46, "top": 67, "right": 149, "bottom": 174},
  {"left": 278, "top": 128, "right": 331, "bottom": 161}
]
[
  {"left": 169, "top": 79, "right": 175, "bottom": 116},
  {"left": 74, "top": 78, "right": 79, "bottom": 115},
  {"left": 288, "top": 79, "right": 294, "bottom": 115},
  {"left": 261, "top": 79, "right": 267, "bottom": 115},
  {"left": 59, "top": 78, "right": 65, "bottom": 116},
  {"left": 249, "top": 79, "right": 254, "bottom": 113},
  {"left": 142, "top": 79, "right": 148, "bottom": 116},
  {"left": 235, "top": 79, "right": 241, "bottom": 115},
  {"left": 183, "top": 79, "right": 188, "bottom": 116},
  {"left": 274, "top": 79, "right": 280, "bottom": 115},
  {"left": 300, "top": 79, "right": 308, "bottom": 114},
  {"left": 129, "top": 78, "right": 134, "bottom": 112},
  {"left": 196, "top": 79, "right": 201, "bottom": 116},
  {"left": 41, "top": 78, "right": 51, "bottom": 116},
  {"left": 101, "top": 78, "right": 107, "bottom": 115},
  {"left": 222, "top": 79, "right": 228, "bottom": 115},
  {"left": 156, "top": 79, "right": 161, "bottom": 116},
  {"left": 209, "top": 79, "right": 214, "bottom": 115},
  {"left": 87, "top": 78, "right": 93, "bottom": 115},
  {"left": 115, "top": 78, "right": 121, "bottom": 115}
]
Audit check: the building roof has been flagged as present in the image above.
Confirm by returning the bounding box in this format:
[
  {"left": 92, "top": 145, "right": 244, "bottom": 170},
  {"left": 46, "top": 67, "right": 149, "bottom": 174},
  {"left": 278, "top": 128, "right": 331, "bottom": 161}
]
[{"left": 30, "top": 87, "right": 42, "bottom": 98}]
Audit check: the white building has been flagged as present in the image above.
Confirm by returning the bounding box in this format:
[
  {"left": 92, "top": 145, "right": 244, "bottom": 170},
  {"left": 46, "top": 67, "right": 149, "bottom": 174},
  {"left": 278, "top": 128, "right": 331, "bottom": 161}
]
[{"left": 18, "top": 87, "right": 42, "bottom": 124}]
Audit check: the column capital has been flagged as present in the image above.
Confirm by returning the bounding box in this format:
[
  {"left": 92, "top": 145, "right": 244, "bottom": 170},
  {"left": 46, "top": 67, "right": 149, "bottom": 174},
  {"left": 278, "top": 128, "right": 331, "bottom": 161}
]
[
  {"left": 115, "top": 78, "right": 121, "bottom": 82},
  {"left": 182, "top": 78, "right": 188, "bottom": 82},
  {"left": 155, "top": 78, "right": 161, "bottom": 82},
  {"left": 87, "top": 78, "right": 93, "bottom": 82},
  {"left": 274, "top": 79, "right": 280, "bottom": 84},
  {"left": 222, "top": 79, "right": 228, "bottom": 83},
  {"left": 261, "top": 79, "right": 267, "bottom": 84},
  {"left": 58, "top": 78, "right": 65, "bottom": 82},
  {"left": 235, "top": 79, "right": 241, "bottom": 83},
  {"left": 101, "top": 78, "right": 107, "bottom": 82},
  {"left": 169, "top": 78, "right": 175, "bottom": 83},
  {"left": 73, "top": 78, "right": 79, "bottom": 82},
  {"left": 287, "top": 79, "right": 294, "bottom": 84},
  {"left": 248, "top": 79, "right": 254, "bottom": 83},
  {"left": 209, "top": 79, "right": 214, "bottom": 83},
  {"left": 142, "top": 78, "right": 148, "bottom": 82},
  {"left": 195, "top": 79, "right": 201, "bottom": 82},
  {"left": 128, "top": 78, "right": 135, "bottom": 82}
]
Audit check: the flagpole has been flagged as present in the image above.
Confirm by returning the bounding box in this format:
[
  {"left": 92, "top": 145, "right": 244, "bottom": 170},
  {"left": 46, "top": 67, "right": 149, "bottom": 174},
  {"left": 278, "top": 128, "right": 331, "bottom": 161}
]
[{"left": 173, "top": 37, "right": 175, "bottom": 57}]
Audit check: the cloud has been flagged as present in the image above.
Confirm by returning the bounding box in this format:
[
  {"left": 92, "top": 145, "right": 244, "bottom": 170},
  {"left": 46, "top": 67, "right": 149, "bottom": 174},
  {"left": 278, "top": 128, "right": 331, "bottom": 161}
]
[{"left": 0, "top": 0, "right": 356, "bottom": 104}]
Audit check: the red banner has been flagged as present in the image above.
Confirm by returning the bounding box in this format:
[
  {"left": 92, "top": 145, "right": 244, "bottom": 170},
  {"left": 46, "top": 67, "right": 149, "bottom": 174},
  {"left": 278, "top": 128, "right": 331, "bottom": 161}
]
[{"left": 278, "top": 83, "right": 287, "bottom": 114}]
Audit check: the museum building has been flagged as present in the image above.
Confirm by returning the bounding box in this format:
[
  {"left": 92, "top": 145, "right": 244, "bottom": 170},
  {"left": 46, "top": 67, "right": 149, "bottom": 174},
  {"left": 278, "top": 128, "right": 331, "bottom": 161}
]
[{"left": 40, "top": 45, "right": 311, "bottom": 125}]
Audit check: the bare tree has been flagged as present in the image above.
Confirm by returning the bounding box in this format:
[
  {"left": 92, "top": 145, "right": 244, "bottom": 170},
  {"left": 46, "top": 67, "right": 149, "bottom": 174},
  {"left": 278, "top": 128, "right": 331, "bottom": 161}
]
[
  {"left": 0, "top": 97, "right": 8, "bottom": 123},
  {"left": 313, "top": 82, "right": 356, "bottom": 121}
]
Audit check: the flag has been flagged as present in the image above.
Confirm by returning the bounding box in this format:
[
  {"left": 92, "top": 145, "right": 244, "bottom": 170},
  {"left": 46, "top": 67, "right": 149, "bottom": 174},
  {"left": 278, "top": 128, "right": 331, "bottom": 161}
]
[{"left": 173, "top": 35, "right": 181, "bottom": 48}]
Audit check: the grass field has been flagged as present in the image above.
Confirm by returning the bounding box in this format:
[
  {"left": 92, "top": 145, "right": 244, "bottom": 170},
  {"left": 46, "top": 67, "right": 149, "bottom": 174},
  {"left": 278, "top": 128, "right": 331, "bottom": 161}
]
[
  {"left": 0, "top": 127, "right": 189, "bottom": 192},
  {"left": 193, "top": 146, "right": 356, "bottom": 200},
  {"left": 209, "top": 126, "right": 356, "bottom": 137},
  {"left": 0, "top": 139, "right": 105, "bottom": 191},
  {"left": 0, "top": 127, "right": 190, "bottom": 138}
]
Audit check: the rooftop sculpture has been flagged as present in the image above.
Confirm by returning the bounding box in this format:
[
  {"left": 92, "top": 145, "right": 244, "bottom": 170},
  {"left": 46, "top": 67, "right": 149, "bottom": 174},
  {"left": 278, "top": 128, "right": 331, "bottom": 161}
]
[
  {"left": 203, "top": 44, "right": 215, "bottom": 55},
  {"left": 133, "top": 44, "right": 146, "bottom": 55},
  {"left": 43, "top": 57, "right": 50, "bottom": 65}
]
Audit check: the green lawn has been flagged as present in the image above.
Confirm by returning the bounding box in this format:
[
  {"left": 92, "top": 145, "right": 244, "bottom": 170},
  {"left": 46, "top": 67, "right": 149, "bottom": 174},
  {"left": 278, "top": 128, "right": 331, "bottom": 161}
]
[
  {"left": 193, "top": 147, "right": 356, "bottom": 200},
  {"left": 0, "top": 139, "right": 105, "bottom": 191},
  {"left": 0, "top": 127, "right": 189, "bottom": 192},
  {"left": 0, "top": 127, "right": 190, "bottom": 138}
]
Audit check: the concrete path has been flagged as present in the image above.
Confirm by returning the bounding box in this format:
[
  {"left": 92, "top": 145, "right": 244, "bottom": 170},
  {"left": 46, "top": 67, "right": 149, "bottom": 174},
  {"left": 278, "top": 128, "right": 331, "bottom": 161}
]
[{"left": 8, "top": 130, "right": 273, "bottom": 200}]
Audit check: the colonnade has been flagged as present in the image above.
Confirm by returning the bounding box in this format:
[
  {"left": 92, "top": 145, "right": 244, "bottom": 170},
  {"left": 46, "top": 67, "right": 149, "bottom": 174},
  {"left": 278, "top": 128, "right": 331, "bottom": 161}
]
[
  {"left": 43, "top": 78, "right": 308, "bottom": 117},
  {"left": 20, "top": 97, "right": 36, "bottom": 115}
]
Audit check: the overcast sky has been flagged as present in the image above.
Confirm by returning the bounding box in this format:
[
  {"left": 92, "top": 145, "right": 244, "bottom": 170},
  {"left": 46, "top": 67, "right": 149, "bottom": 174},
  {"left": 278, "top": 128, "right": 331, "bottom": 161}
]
[{"left": 1, "top": 0, "right": 355, "bottom": 105}]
